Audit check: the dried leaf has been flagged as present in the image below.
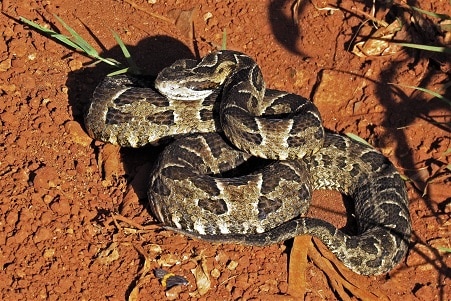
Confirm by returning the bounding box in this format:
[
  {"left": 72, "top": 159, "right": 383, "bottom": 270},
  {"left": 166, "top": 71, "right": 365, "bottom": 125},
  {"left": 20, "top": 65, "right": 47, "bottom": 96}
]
[
  {"left": 352, "top": 19, "right": 403, "bottom": 57},
  {"left": 128, "top": 244, "right": 153, "bottom": 301},
  {"left": 309, "top": 238, "right": 390, "bottom": 301},
  {"left": 95, "top": 242, "right": 120, "bottom": 265},
  {"left": 190, "top": 255, "right": 211, "bottom": 296},
  {"left": 157, "top": 253, "right": 181, "bottom": 267},
  {"left": 168, "top": 8, "right": 197, "bottom": 40},
  {"left": 226, "top": 260, "right": 238, "bottom": 271},
  {"left": 165, "top": 285, "right": 183, "bottom": 300}
]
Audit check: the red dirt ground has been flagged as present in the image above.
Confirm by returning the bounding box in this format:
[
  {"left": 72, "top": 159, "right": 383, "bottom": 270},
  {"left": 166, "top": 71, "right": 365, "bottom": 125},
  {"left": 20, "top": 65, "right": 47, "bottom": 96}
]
[{"left": 1, "top": 0, "right": 450, "bottom": 300}]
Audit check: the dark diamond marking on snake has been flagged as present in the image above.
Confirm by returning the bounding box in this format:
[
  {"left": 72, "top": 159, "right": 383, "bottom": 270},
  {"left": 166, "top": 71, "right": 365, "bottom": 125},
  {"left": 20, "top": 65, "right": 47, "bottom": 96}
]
[
  {"left": 161, "top": 166, "right": 193, "bottom": 180},
  {"left": 198, "top": 198, "right": 228, "bottom": 215},
  {"left": 176, "top": 147, "right": 208, "bottom": 171},
  {"left": 251, "top": 66, "right": 264, "bottom": 92},
  {"left": 349, "top": 163, "right": 361, "bottom": 177},
  {"left": 150, "top": 177, "right": 170, "bottom": 196},
  {"left": 105, "top": 107, "right": 134, "bottom": 124},
  {"left": 146, "top": 110, "right": 175, "bottom": 125},
  {"left": 260, "top": 174, "right": 282, "bottom": 194},
  {"left": 336, "top": 156, "right": 347, "bottom": 169},
  {"left": 328, "top": 135, "right": 347, "bottom": 151},
  {"left": 260, "top": 162, "right": 302, "bottom": 194},
  {"left": 287, "top": 135, "right": 306, "bottom": 148},
  {"left": 112, "top": 94, "right": 134, "bottom": 105},
  {"left": 191, "top": 177, "right": 221, "bottom": 196},
  {"left": 202, "top": 133, "right": 228, "bottom": 159},
  {"left": 361, "top": 151, "right": 390, "bottom": 172},
  {"left": 200, "top": 108, "right": 213, "bottom": 121},
  {"left": 258, "top": 196, "right": 282, "bottom": 220}
]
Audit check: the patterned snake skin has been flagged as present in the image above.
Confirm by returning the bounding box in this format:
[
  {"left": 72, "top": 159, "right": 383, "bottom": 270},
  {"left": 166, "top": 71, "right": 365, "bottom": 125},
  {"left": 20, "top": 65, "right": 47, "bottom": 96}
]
[{"left": 85, "top": 50, "right": 411, "bottom": 275}]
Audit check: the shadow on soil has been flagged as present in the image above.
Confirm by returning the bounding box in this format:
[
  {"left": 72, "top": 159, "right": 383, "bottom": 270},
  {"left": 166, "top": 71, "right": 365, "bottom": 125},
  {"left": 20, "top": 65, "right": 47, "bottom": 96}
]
[
  {"left": 65, "top": 34, "right": 195, "bottom": 218},
  {"left": 269, "top": 1, "right": 450, "bottom": 300},
  {"left": 268, "top": 0, "right": 305, "bottom": 55}
]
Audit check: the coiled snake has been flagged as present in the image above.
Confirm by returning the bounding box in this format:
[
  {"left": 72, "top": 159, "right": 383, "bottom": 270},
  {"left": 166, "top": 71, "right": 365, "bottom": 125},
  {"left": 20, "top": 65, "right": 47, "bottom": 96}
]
[{"left": 85, "top": 50, "right": 411, "bottom": 275}]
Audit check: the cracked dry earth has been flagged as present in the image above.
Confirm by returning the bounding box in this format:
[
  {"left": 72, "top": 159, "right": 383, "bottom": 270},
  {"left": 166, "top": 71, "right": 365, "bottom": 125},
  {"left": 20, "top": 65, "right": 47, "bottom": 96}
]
[{"left": 1, "top": 0, "right": 450, "bottom": 300}]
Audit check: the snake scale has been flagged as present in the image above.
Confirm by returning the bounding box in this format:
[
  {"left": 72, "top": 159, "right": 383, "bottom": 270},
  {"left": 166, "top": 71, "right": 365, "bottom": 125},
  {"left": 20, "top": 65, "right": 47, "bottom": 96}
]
[{"left": 85, "top": 50, "right": 411, "bottom": 275}]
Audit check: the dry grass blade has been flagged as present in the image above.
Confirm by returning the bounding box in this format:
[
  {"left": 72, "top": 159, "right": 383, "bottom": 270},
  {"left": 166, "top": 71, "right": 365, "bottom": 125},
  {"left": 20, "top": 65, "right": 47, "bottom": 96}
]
[
  {"left": 128, "top": 244, "right": 154, "bottom": 301},
  {"left": 286, "top": 235, "right": 390, "bottom": 300},
  {"left": 190, "top": 254, "right": 211, "bottom": 297},
  {"left": 123, "top": 0, "right": 173, "bottom": 23},
  {"left": 287, "top": 236, "right": 310, "bottom": 298},
  {"left": 110, "top": 213, "right": 160, "bottom": 235},
  {"left": 310, "top": 238, "right": 390, "bottom": 301}
]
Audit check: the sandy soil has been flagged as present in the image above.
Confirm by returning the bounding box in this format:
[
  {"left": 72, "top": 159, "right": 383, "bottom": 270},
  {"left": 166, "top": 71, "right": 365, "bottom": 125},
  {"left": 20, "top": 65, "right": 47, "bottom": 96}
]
[{"left": 1, "top": 0, "right": 450, "bottom": 300}]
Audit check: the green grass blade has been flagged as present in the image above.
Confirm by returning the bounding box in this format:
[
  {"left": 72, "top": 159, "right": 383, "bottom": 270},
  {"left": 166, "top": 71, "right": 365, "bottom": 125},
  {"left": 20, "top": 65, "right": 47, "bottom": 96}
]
[
  {"left": 20, "top": 15, "right": 123, "bottom": 68},
  {"left": 222, "top": 28, "right": 227, "bottom": 50},
  {"left": 20, "top": 16, "right": 83, "bottom": 51},
  {"left": 437, "top": 246, "right": 451, "bottom": 253},
  {"left": 52, "top": 15, "right": 124, "bottom": 67},
  {"left": 53, "top": 14, "right": 100, "bottom": 57},
  {"left": 345, "top": 133, "right": 373, "bottom": 147},
  {"left": 394, "top": 42, "right": 451, "bottom": 54},
  {"left": 391, "top": 83, "right": 451, "bottom": 106},
  {"left": 410, "top": 6, "right": 451, "bottom": 20},
  {"left": 111, "top": 30, "right": 140, "bottom": 74},
  {"left": 107, "top": 68, "right": 131, "bottom": 76}
]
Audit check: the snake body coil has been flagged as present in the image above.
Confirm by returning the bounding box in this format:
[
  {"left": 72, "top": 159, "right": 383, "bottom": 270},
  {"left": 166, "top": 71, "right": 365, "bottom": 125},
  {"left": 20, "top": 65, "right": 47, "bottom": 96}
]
[{"left": 85, "top": 50, "right": 411, "bottom": 275}]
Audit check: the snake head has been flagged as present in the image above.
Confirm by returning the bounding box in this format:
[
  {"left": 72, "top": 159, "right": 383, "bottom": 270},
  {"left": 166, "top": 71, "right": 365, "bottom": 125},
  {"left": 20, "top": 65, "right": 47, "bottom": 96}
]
[
  {"left": 155, "top": 51, "right": 239, "bottom": 101},
  {"left": 155, "top": 78, "right": 217, "bottom": 101}
]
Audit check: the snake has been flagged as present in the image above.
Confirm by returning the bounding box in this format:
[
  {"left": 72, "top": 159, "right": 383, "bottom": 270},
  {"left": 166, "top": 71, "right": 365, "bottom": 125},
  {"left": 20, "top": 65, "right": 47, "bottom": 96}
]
[{"left": 84, "top": 50, "right": 411, "bottom": 275}]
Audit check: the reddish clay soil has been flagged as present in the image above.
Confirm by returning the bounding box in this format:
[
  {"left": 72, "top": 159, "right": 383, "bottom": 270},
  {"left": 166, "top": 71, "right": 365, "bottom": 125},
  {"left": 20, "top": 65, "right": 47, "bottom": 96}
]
[{"left": 1, "top": 1, "right": 450, "bottom": 300}]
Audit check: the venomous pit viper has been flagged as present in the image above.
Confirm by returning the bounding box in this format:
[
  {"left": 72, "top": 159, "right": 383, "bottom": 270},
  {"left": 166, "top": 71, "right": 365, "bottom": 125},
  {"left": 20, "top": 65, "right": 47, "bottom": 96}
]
[{"left": 85, "top": 50, "right": 411, "bottom": 275}]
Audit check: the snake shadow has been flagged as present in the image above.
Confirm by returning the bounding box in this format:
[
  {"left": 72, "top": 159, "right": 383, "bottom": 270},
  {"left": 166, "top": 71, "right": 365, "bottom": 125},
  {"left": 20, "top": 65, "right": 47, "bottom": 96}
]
[
  {"left": 370, "top": 6, "right": 450, "bottom": 299},
  {"left": 65, "top": 35, "right": 195, "bottom": 215},
  {"left": 268, "top": 1, "right": 450, "bottom": 298},
  {"left": 267, "top": 0, "right": 306, "bottom": 56}
]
